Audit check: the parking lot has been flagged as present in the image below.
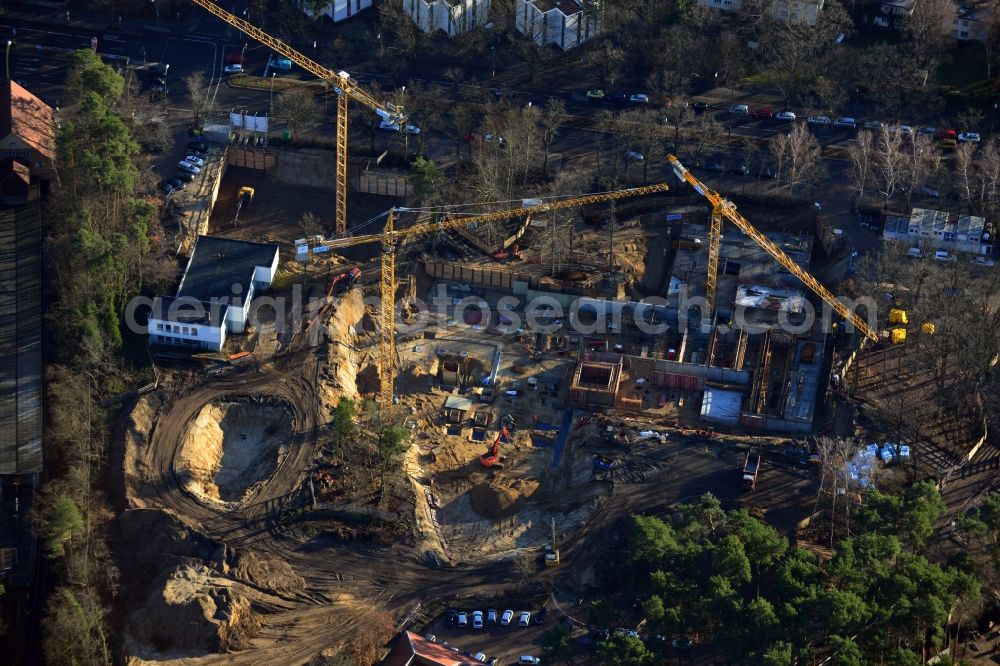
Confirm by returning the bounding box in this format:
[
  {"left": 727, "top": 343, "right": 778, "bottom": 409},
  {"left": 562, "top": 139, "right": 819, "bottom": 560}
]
[{"left": 422, "top": 604, "right": 560, "bottom": 665}]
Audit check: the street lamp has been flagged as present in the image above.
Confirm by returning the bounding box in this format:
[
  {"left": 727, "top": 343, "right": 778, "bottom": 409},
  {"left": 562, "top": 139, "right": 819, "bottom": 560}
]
[
  {"left": 269, "top": 72, "right": 276, "bottom": 115},
  {"left": 241, "top": 43, "right": 247, "bottom": 61},
  {"left": 5, "top": 40, "right": 11, "bottom": 81},
  {"left": 491, "top": 45, "right": 495, "bottom": 79},
  {"left": 992, "top": 102, "right": 998, "bottom": 136}
]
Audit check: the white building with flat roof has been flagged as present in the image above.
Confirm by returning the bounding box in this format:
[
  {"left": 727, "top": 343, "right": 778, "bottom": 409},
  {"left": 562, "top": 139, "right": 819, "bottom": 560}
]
[
  {"left": 696, "top": 0, "right": 825, "bottom": 24},
  {"left": 403, "top": 0, "right": 490, "bottom": 36},
  {"left": 515, "top": 0, "right": 602, "bottom": 50},
  {"left": 882, "top": 208, "right": 993, "bottom": 256}
]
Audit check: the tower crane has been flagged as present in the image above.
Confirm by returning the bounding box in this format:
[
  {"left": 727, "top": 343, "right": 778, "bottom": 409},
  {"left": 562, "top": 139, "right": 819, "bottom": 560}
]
[
  {"left": 666, "top": 155, "right": 878, "bottom": 342},
  {"left": 188, "top": 0, "right": 403, "bottom": 236},
  {"left": 322, "top": 182, "right": 671, "bottom": 412}
]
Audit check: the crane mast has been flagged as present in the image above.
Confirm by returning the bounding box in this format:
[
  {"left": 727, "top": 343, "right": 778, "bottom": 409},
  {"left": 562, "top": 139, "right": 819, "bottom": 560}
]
[
  {"left": 323, "top": 182, "right": 671, "bottom": 413},
  {"left": 187, "top": 0, "right": 403, "bottom": 235},
  {"left": 666, "top": 155, "right": 878, "bottom": 342}
]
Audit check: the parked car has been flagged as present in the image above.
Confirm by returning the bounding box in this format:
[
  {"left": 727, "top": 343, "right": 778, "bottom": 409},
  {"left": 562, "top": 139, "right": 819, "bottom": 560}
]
[
  {"left": 167, "top": 177, "right": 184, "bottom": 190},
  {"left": 958, "top": 131, "right": 981, "bottom": 143},
  {"left": 425, "top": 633, "right": 437, "bottom": 643},
  {"left": 758, "top": 166, "right": 777, "bottom": 179},
  {"left": 178, "top": 160, "right": 201, "bottom": 174},
  {"left": 807, "top": 115, "right": 832, "bottom": 125},
  {"left": 729, "top": 104, "right": 749, "bottom": 114},
  {"left": 519, "top": 611, "right": 531, "bottom": 627},
  {"left": 775, "top": 111, "right": 796, "bottom": 121},
  {"left": 917, "top": 186, "right": 941, "bottom": 197},
  {"left": 187, "top": 139, "right": 207, "bottom": 151},
  {"left": 624, "top": 150, "right": 644, "bottom": 161},
  {"left": 174, "top": 170, "right": 195, "bottom": 183},
  {"left": 184, "top": 155, "right": 206, "bottom": 167},
  {"left": 457, "top": 612, "right": 468, "bottom": 627},
  {"left": 472, "top": 610, "right": 484, "bottom": 629},
  {"left": 270, "top": 55, "right": 292, "bottom": 71},
  {"left": 445, "top": 610, "right": 458, "bottom": 627},
  {"left": 607, "top": 92, "right": 627, "bottom": 103},
  {"left": 730, "top": 164, "right": 750, "bottom": 176},
  {"left": 487, "top": 658, "right": 499, "bottom": 666},
  {"left": 150, "top": 63, "right": 169, "bottom": 77},
  {"left": 501, "top": 609, "right": 514, "bottom": 626},
  {"left": 483, "top": 133, "right": 504, "bottom": 145},
  {"left": 672, "top": 637, "right": 693, "bottom": 650},
  {"left": 462, "top": 132, "right": 481, "bottom": 143},
  {"left": 223, "top": 63, "right": 243, "bottom": 74},
  {"left": 629, "top": 93, "right": 649, "bottom": 103},
  {"left": 692, "top": 101, "right": 709, "bottom": 113},
  {"left": 750, "top": 107, "right": 773, "bottom": 119},
  {"left": 225, "top": 53, "right": 248, "bottom": 65},
  {"left": 586, "top": 89, "right": 605, "bottom": 100},
  {"left": 518, "top": 657, "right": 541, "bottom": 665},
  {"left": 160, "top": 180, "right": 175, "bottom": 194},
  {"left": 533, "top": 608, "right": 548, "bottom": 625},
  {"left": 473, "top": 653, "right": 487, "bottom": 663},
  {"left": 833, "top": 117, "right": 856, "bottom": 128},
  {"left": 917, "top": 126, "right": 936, "bottom": 135},
  {"left": 864, "top": 120, "right": 885, "bottom": 130},
  {"left": 487, "top": 609, "right": 498, "bottom": 625},
  {"left": 890, "top": 124, "right": 914, "bottom": 135}
]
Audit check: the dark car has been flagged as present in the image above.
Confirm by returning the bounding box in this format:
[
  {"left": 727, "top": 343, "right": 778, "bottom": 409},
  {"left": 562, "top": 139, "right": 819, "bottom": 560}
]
[
  {"left": 174, "top": 170, "right": 195, "bottom": 183},
  {"left": 692, "top": 101, "right": 708, "bottom": 113},
  {"left": 225, "top": 53, "right": 248, "bottom": 65},
  {"left": 150, "top": 63, "right": 169, "bottom": 77},
  {"left": 751, "top": 107, "right": 773, "bottom": 119},
  {"left": 160, "top": 180, "right": 175, "bottom": 193},
  {"left": 730, "top": 164, "right": 750, "bottom": 176},
  {"left": 533, "top": 607, "right": 548, "bottom": 625},
  {"left": 607, "top": 92, "right": 627, "bottom": 103},
  {"left": 186, "top": 140, "right": 207, "bottom": 151},
  {"left": 444, "top": 610, "right": 458, "bottom": 628},
  {"left": 168, "top": 178, "right": 185, "bottom": 190}
]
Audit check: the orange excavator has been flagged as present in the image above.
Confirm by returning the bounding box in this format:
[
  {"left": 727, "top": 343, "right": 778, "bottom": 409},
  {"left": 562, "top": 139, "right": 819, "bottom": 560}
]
[{"left": 480, "top": 426, "right": 512, "bottom": 468}]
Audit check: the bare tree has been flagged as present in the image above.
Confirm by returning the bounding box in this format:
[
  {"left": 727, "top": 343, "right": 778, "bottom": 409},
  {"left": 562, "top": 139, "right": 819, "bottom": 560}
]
[
  {"left": 905, "top": 0, "right": 958, "bottom": 67},
  {"left": 773, "top": 123, "right": 821, "bottom": 194},
  {"left": 184, "top": 72, "right": 210, "bottom": 125},
  {"left": 847, "top": 129, "right": 876, "bottom": 205},
  {"left": 954, "top": 142, "right": 977, "bottom": 202},
  {"left": 876, "top": 125, "right": 905, "bottom": 202},
  {"left": 974, "top": 141, "right": 1000, "bottom": 212},
  {"left": 538, "top": 98, "right": 566, "bottom": 175},
  {"left": 272, "top": 89, "right": 321, "bottom": 142},
  {"left": 903, "top": 134, "right": 941, "bottom": 205}
]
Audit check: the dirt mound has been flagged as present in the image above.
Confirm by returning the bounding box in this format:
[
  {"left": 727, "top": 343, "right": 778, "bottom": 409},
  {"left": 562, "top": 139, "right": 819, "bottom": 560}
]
[
  {"left": 123, "top": 394, "right": 160, "bottom": 507},
  {"left": 128, "top": 563, "right": 261, "bottom": 656},
  {"left": 177, "top": 396, "right": 293, "bottom": 504},
  {"left": 469, "top": 477, "right": 539, "bottom": 519},
  {"left": 230, "top": 550, "right": 305, "bottom": 596}
]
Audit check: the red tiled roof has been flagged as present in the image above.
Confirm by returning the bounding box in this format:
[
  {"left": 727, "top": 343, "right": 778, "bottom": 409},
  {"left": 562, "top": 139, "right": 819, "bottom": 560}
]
[
  {"left": 381, "top": 632, "right": 483, "bottom": 666},
  {"left": 0, "top": 81, "right": 55, "bottom": 162}
]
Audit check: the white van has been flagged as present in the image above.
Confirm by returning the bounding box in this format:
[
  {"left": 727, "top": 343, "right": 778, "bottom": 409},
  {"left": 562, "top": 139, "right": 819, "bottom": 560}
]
[
  {"left": 518, "top": 657, "right": 541, "bottom": 665},
  {"left": 907, "top": 247, "right": 922, "bottom": 258},
  {"left": 933, "top": 250, "right": 952, "bottom": 262}
]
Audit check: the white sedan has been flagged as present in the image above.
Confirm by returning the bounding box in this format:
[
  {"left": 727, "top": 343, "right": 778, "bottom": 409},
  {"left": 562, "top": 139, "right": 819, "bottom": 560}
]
[
  {"left": 775, "top": 111, "right": 796, "bottom": 121},
  {"left": 807, "top": 115, "right": 832, "bottom": 125},
  {"left": 500, "top": 609, "right": 514, "bottom": 626},
  {"left": 184, "top": 155, "right": 206, "bottom": 167},
  {"left": 177, "top": 160, "right": 201, "bottom": 174},
  {"left": 958, "top": 131, "right": 981, "bottom": 143},
  {"left": 223, "top": 64, "right": 243, "bottom": 74},
  {"left": 629, "top": 93, "right": 649, "bottom": 103},
  {"left": 624, "top": 150, "right": 644, "bottom": 162}
]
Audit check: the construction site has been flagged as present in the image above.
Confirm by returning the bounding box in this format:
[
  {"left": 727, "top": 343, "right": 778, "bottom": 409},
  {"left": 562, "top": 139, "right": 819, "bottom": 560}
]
[{"left": 108, "top": 2, "right": 1000, "bottom": 664}]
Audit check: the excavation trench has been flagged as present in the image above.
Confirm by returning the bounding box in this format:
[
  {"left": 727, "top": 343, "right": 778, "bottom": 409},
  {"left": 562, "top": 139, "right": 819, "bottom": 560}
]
[{"left": 178, "top": 396, "right": 293, "bottom": 504}]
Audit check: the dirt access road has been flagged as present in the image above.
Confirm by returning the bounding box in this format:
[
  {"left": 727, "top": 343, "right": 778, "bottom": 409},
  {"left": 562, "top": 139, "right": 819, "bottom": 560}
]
[{"left": 126, "top": 317, "right": 817, "bottom": 664}]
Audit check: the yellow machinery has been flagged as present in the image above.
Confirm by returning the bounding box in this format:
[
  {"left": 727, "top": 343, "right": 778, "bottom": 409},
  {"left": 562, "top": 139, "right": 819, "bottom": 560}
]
[
  {"left": 233, "top": 186, "right": 254, "bottom": 227},
  {"left": 323, "top": 183, "right": 671, "bottom": 412},
  {"left": 922, "top": 322, "right": 936, "bottom": 335},
  {"left": 189, "top": 0, "right": 403, "bottom": 236},
  {"left": 666, "top": 155, "right": 879, "bottom": 342},
  {"left": 891, "top": 328, "right": 907, "bottom": 345},
  {"left": 888, "top": 308, "right": 908, "bottom": 325}
]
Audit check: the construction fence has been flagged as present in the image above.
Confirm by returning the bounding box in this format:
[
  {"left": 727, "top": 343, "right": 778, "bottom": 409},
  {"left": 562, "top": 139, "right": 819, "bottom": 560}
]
[
  {"left": 424, "top": 261, "right": 538, "bottom": 290},
  {"left": 351, "top": 171, "right": 413, "bottom": 197},
  {"left": 227, "top": 147, "right": 276, "bottom": 170}
]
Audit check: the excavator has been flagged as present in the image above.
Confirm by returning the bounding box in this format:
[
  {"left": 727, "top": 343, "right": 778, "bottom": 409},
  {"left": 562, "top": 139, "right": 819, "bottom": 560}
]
[
  {"left": 480, "top": 426, "right": 512, "bottom": 468},
  {"left": 232, "top": 186, "right": 254, "bottom": 227}
]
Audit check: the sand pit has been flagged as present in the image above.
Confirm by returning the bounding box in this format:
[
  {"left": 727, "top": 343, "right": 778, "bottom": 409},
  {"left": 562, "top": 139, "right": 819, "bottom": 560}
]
[
  {"left": 469, "top": 477, "right": 540, "bottom": 519},
  {"left": 178, "top": 396, "right": 293, "bottom": 503}
]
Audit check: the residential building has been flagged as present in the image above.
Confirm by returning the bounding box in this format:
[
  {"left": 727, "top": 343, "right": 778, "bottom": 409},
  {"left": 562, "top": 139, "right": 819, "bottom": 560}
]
[
  {"left": 881, "top": 207, "right": 993, "bottom": 256},
  {"left": 381, "top": 630, "right": 483, "bottom": 665},
  {"left": 303, "top": 0, "right": 372, "bottom": 22},
  {"left": 769, "top": 0, "right": 825, "bottom": 24},
  {"left": 865, "top": 0, "right": 916, "bottom": 29},
  {"left": 952, "top": 1, "right": 994, "bottom": 41},
  {"left": 150, "top": 236, "right": 279, "bottom": 351},
  {"left": 0, "top": 81, "right": 55, "bottom": 182},
  {"left": 403, "top": 0, "right": 490, "bottom": 36},
  {"left": 515, "top": 0, "right": 602, "bottom": 50},
  {"left": 696, "top": 0, "right": 825, "bottom": 25}
]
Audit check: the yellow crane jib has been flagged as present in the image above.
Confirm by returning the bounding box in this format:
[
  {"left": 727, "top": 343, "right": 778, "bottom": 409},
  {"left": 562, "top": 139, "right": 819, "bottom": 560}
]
[
  {"left": 666, "top": 155, "right": 878, "bottom": 343},
  {"left": 187, "top": 0, "right": 404, "bottom": 235}
]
